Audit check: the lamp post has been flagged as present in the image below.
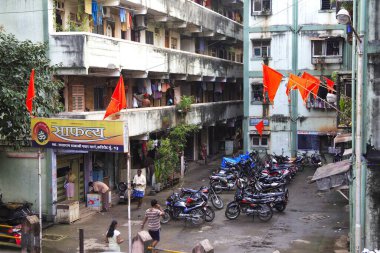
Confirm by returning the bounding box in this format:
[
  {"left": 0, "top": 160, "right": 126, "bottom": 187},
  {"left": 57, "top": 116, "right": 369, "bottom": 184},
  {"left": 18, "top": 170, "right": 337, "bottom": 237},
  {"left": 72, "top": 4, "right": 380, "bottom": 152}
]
[{"left": 336, "top": 8, "right": 363, "bottom": 253}]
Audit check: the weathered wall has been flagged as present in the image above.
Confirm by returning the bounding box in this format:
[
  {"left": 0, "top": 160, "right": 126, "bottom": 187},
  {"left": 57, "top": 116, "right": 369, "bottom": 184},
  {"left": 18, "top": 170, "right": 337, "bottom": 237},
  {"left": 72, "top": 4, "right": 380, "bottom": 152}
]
[
  {"left": 0, "top": 0, "right": 47, "bottom": 42},
  {"left": 0, "top": 148, "right": 51, "bottom": 214},
  {"left": 49, "top": 33, "right": 243, "bottom": 77}
]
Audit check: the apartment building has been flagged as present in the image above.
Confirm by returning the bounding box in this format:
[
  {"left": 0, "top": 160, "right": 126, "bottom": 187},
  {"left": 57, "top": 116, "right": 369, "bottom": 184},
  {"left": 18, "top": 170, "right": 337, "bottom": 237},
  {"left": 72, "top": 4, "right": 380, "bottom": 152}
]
[
  {"left": 243, "top": 0, "right": 351, "bottom": 157},
  {"left": 0, "top": 0, "right": 243, "bottom": 218}
]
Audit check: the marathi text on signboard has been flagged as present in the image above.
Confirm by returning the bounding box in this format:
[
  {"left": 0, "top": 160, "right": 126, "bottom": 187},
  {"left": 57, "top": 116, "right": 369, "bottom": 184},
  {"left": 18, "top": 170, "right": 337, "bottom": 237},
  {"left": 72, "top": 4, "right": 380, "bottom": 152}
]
[{"left": 31, "top": 118, "right": 128, "bottom": 153}]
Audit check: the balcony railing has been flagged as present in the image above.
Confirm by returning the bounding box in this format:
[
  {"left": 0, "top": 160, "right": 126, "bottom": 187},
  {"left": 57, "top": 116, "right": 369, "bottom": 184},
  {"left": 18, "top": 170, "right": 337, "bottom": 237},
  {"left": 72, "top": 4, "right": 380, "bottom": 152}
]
[
  {"left": 49, "top": 32, "right": 243, "bottom": 78},
  {"left": 57, "top": 100, "right": 243, "bottom": 137}
]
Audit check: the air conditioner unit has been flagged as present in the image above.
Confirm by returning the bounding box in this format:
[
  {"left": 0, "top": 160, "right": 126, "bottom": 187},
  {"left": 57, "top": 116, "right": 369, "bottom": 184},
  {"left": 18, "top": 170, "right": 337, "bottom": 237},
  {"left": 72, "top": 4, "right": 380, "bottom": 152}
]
[
  {"left": 103, "top": 7, "right": 111, "bottom": 18},
  {"left": 135, "top": 15, "right": 147, "bottom": 30}
]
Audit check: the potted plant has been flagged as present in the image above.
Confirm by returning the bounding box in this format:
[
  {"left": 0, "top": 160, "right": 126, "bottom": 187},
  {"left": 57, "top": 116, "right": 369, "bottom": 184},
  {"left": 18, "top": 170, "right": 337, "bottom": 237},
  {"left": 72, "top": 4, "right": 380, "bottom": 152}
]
[{"left": 176, "top": 95, "right": 194, "bottom": 114}]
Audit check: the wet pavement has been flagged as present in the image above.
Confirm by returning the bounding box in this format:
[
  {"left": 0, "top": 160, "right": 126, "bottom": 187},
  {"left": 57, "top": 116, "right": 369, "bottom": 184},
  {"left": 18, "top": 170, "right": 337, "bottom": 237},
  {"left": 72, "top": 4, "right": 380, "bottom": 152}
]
[{"left": 2, "top": 157, "right": 349, "bottom": 253}]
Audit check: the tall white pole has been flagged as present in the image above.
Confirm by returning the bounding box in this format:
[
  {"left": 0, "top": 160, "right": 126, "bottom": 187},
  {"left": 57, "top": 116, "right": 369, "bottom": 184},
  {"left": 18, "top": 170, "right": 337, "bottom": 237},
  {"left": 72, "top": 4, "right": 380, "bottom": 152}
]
[
  {"left": 38, "top": 149, "right": 42, "bottom": 252},
  {"left": 127, "top": 142, "right": 131, "bottom": 253},
  {"left": 354, "top": 41, "right": 363, "bottom": 253}
]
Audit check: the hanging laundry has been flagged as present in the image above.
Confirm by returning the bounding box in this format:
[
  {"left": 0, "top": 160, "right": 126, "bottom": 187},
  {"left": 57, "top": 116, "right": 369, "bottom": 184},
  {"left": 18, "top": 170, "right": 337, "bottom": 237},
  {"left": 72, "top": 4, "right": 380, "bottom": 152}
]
[
  {"left": 92, "top": 0, "right": 98, "bottom": 26},
  {"left": 161, "top": 82, "right": 170, "bottom": 93},
  {"left": 214, "top": 83, "right": 222, "bottom": 93},
  {"left": 128, "top": 12, "right": 133, "bottom": 30},
  {"left": 202, "top": 81, "right": 207, "bottom": 91},
  {"left": 119, "top": 9, "right": 126, "bottom": 22},
  {"left": 133, "top": 97, "right": 138, "bottom": 108},
  {"left": 157, "top": 81, "right": 162, "bottom": 92},
  {"left": 146, "top": 79, "right": 152, "bottom": 95},
  {"left": 199, "top": 38, "right": 205, "bottom": 53},
  {"left": 84, "top": 0, "right": 92, "bottom": 14},
  {"left": 121, "top": 23, "right": 127, "bottom": 32},
  {"left": 126, "top": 12, "right": 131, "bottom": 30}
]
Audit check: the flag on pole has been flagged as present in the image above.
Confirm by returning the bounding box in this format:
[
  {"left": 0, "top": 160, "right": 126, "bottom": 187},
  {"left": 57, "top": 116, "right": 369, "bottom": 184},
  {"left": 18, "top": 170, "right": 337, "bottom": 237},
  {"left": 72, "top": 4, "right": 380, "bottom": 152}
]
[
  {"left": 262, "top": 64, "right": 283, "bottom": 104},
  {"left": 323, "top": 77, "right": 336, "bottom": 93},
  {"left": 103, "top": 75, "right": 127, "bottom": 120},
  {"left": 26, "top": 69, "right": 35, "bottom": 115},
  {"left": 301, "top": 72, "right": 320, "bottom": 99},
  {"left": 255, "top": 120, "right": 264, "bottom": 136}
]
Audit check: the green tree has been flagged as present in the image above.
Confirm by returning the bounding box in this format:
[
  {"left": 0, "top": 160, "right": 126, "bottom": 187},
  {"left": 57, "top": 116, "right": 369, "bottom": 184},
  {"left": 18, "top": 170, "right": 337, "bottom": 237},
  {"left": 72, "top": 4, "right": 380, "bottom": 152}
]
[{"left": 0, "top": 31, "right": 64, "bottom": 148}]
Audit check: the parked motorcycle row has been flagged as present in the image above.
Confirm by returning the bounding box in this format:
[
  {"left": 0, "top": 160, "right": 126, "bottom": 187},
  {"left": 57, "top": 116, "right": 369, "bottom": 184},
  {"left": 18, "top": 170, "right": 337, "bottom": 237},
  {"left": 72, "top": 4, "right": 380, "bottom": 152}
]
[{"left": 159, "top": 150, "right": 318, "bottom": 226}]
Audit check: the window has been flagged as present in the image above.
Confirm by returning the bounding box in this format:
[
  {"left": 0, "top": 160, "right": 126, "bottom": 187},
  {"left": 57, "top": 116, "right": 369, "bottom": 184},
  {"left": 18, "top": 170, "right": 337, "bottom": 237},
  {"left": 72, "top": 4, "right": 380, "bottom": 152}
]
[
  {"left": 145, "top": 31, "right": 154, "bottom": 45},
  {"left": 94, "top": 87, "right": 105, "bottom": 110},
  {"left": 171, "top": 37, "right": 178, "bottom": 49},
  {"left": 312, "top": 39, "right": 342, "bottom": 57},
  {"left": 298, "top": 134, "right": 320, "bottom": 150},
  {"left": 321, "top": 0, "right": 336, "bottom": 10},
  {"left": 252, "top": 40, "right": 271, "bottom": 58},
  {"left": 312, "top": 39, "right": 343, "bottom": 64},
  {"left": 72, "top": 84, "right": 85, "bottom": 112},
  {"left": 250, "top": 135, "right": 269, "bottom": 147},
  {"left": 251, "top": 0, "right": 271, "bottom": 14},
  {"left": 251, "top": 83, "right": 264, "bottom": 103}
]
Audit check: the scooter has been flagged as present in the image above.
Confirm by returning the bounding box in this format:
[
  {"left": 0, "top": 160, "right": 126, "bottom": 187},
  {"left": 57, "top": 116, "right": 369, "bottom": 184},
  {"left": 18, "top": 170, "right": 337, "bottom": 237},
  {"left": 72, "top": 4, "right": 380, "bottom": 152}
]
[{"left": 117, "top": 182, "right": 136, "bottom": 204}]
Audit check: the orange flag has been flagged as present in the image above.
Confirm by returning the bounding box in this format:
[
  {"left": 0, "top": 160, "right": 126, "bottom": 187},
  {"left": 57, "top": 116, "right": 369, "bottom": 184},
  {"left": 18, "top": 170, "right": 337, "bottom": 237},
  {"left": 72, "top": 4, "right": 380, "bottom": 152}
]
[
  {"left": 323, "top": 77, "right": 336, "bottom": 93},
  {"left": 26, "top": 69, "right": 35, "bottom": 115},
  {"left": 103, "top": 75, "right": 127, "bottom": 120},
  {"left": 302, "top": 72, "right": 320, "bottom": 98},
  {"left": 288, "top": 74, "right": 310, "bottom": 104},
  {"left": 255, "top": 120, "right": 264, "bottom": 136},
  {"left": 262, "top": 64, "right": 283, "bottom": 103}
]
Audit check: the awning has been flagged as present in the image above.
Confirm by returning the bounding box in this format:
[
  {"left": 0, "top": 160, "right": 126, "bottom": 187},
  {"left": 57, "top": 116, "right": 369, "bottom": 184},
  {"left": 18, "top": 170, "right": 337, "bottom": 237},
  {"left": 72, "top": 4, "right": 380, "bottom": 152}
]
[
  {"left": 311, "top": 160, "right": 351, "bottom": 182},
  {"left": 334, "top": 133, "right": 352, "bottom": 146}
]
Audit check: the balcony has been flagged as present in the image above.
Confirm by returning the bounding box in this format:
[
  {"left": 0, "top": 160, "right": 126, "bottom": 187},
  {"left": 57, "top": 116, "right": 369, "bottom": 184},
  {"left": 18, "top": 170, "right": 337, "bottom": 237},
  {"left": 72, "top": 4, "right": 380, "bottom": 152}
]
[
  {"left": 121, "top": 0, "right": 243, "bottom": 37},
  {"left": 57, "top": 100, "right": 243, "bottom": 137},
  {"left": 49, "top": 32, "right": 243, "bottom": 78}
]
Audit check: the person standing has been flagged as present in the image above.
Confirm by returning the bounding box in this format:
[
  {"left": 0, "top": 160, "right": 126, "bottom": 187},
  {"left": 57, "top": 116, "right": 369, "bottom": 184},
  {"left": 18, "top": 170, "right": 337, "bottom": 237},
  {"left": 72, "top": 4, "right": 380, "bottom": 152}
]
[
  {"left": 106, "top": 220, "right": 124, "bottom": 252},
  {"left": 141, "top": 199, "right": 164, "bottom": 252},
  {"left": 88, "top": 181, "right": 110, "bottom": 212},
  {"left": 133, "top": 169, "right": 146, "bottom": 209},
  {"left": 201, "top": 143, "right": 208, "bottom": 165},
  {"left": 65, "top": 168, "right": 76, "bottom": 200}
]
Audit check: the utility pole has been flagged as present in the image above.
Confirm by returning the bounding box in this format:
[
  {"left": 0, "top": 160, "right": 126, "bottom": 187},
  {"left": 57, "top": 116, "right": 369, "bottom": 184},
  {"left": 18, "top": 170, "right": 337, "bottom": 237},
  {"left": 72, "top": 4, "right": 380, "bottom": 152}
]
[{"left": 290, "top": 0, "right": 299, "bottom": 158}]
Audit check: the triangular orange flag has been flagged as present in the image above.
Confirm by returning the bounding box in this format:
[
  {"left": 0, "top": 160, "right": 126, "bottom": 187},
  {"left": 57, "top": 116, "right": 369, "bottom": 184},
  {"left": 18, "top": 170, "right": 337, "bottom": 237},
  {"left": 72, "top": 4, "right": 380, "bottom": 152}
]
[
  {"left": 323, "top": 77, "right": 336, "bottom": 93},
  {"left": 262, "top": 64, "right": 283, "bottom": 103},
  {"left": 286, "top": 76, "right": 298, "bottom": 100},
  {"left": 26, "top": 69, "right": 35, "bottom": 115},
  {"left": 255, "top": 120, "right": 264, "bottom": 136},
  {"left": 289, "top": 74, "right": 310, "bottom": 104},
  {"left": 302, "top": 72, "right": 320, "bottom": 99},
  {"left": 103, "top": 75, "right": 127, "bottom": 120}
]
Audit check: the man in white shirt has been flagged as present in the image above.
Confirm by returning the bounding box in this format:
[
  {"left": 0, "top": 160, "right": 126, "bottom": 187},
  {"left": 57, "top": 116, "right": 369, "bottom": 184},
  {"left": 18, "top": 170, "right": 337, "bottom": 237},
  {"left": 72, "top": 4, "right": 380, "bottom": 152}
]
[{"left": 133, "top": 169, "right": 146, "bottom": 209}]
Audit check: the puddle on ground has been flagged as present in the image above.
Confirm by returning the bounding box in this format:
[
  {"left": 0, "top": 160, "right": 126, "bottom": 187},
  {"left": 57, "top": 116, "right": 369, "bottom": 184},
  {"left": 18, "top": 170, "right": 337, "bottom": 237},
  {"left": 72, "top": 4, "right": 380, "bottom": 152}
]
[{"left": 42, "top": 234, "right": 67, "bottom": 241}]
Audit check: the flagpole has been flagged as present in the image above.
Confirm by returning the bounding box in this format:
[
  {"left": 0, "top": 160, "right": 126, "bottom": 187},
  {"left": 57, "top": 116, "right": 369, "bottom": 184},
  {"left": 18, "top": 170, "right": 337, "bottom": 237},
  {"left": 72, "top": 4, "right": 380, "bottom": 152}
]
[
  {"left": 38, "top": 148, "right": 42, "bottom": 252},
  {"left": 127, "top": 141, "right": 132, "bottom": 253}
]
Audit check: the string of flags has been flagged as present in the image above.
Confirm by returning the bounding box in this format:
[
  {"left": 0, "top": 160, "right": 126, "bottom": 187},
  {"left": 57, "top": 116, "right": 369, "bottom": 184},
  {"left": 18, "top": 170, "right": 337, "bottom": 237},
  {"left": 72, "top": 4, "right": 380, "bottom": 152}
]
[{"left": 254, "top": 64, "right": 337, "bottom": 134}]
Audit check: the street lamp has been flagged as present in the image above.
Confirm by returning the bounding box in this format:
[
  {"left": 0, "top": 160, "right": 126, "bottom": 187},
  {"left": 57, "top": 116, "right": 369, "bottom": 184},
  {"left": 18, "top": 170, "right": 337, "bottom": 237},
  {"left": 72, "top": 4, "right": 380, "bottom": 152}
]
[{"left": 336, "top": 6, "right": 364, "bottom": 253}]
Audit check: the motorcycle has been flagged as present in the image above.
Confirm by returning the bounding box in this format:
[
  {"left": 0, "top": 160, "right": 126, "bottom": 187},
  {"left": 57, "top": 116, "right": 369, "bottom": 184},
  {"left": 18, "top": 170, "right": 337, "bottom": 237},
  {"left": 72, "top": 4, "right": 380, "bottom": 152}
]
[
  {"left": 209, "top": 171, "right": 239, "bottom": 194},
  {"left": 225, "top": 189, "right": 274, "bottom": 222},
  {"left": 0, "top": 194, "right": 34, "bottom": 225},
  {"left": 0, "top": 224, "right": 21, "bottom": 246},
  {"left": 117, "top": 182, "right": 142, "bottom": 204},
  {"left": 180, "top": 186, "right": 224, "bottom": 210},
  {"left": 160, "top": 193, "right": 208, "bottom": 225},
  {"left": 245, "top": 188, "right": 289, "bottom": 212}
]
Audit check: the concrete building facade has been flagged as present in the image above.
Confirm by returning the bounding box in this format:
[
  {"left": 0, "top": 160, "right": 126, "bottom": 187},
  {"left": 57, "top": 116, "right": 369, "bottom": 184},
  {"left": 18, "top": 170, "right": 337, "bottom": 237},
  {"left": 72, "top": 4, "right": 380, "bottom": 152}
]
[
  {"left": 243, "top": 0, "right": 351, "bottom": 157},
  {"left": 0, "top": 0, "right": 243, "bottom": 219}
]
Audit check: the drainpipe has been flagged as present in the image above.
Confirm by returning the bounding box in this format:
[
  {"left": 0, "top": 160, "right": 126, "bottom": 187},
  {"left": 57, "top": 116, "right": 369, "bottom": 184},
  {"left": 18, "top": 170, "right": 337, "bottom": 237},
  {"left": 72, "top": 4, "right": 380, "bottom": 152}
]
[
  {"left": 290, "top": 0, "right": 299, "bottom": 158},
  {"left": 242, "top": 0, "right": 250, "bottom": 151},
  {"left": 359, "top": 0, "right": 368, "bottom": 249},
  {"left": 350, "top": 1, "right": 357, "bottom": 252}
]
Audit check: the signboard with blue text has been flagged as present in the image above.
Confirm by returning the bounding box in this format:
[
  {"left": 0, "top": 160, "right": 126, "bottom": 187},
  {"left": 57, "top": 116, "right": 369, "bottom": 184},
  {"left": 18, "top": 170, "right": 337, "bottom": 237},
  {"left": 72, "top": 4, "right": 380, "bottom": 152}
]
[{"left": 249, "top": 118, "right": 269, "bottom": 126}]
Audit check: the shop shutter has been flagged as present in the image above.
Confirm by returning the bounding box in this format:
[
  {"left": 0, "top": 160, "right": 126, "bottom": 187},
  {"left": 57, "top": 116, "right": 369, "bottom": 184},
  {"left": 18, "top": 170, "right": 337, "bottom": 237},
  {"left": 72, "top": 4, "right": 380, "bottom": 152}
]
[{"left": 72, "top": 84, "right": 85, "bottom": 112}]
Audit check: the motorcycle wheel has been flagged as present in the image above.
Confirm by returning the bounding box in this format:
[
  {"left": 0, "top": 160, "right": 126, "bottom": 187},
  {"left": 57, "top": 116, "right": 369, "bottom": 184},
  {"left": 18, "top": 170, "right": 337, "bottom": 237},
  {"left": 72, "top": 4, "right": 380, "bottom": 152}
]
[
  {"left": 190, "top": 209, "right": 205, "bottom": 226},
  {"left": 211, "top": 181, "right": 223, "bottom": 194},
  {"left": 225, "top": 201, "right": 240, "bottom": 220},
  {"left": 160, "top": 209, "right": 171, "bottom": 224},
  {"left": 204, "top": 206, "right": 215, "bottom": 222},
  {"left": 210, "top": 195, "right": 224, "bottom": 210},
  {"left": 274, "top": 203, "right": 287, "bottom": 212},
  {"left": 257, "top": 204, "right": 273, "bottom": 222}
]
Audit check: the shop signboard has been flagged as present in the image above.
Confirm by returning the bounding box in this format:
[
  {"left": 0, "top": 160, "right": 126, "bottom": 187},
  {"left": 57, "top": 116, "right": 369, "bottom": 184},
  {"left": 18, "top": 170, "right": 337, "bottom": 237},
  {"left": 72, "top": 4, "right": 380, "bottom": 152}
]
[
  {"left": 249, "top": 118, "right": 269, "bottom": 126},
  {"left": 31, "top": 118, "right": 128, "bottom": 153}
]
